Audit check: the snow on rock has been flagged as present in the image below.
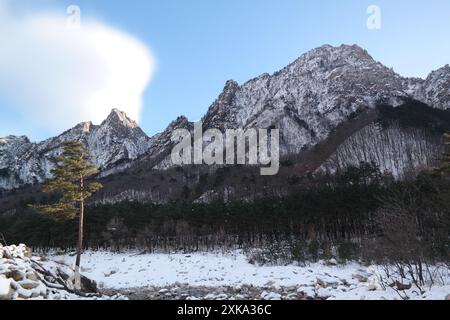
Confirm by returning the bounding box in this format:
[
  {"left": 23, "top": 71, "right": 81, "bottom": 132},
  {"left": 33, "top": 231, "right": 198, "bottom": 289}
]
[
  {"left": 0, "top": 244, "right": 127, "bottom": 300},
  {"left": 261, "top": 291, "right": 282, "bottom": 300},
  {"left": 411, "top": 64, "right": 450, "bottom": 110},
  {"left": 0, "top": 277, "right": 13, "bottom": 300}
]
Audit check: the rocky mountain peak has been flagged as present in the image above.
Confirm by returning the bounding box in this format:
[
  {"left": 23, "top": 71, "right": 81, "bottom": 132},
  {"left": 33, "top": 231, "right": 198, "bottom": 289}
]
[
  {"left": 168, "top": 116, "right": 190, "bottom": 130},
  {"left": 426, "top": 64, "right": 450, "bottom": 79},
  {"left": 411, "top": 64, "right": 450, "bottom": 110},
  {"left": 0, "top": 109, "right": 153, "bottom": 190},
  {"left": 103, "top": 109, "right": 139, "bottom": 129},
  {"left": 68, "top": 121, "right": 93, "bottom": 135},
  {"left": 310, "top": 43, "right": 371, "bottom": 57},
  {"left": 223, "top": 79, "right": 240, "bottom": 92},
  {"left": 201, "top": 80, "right": 241, "bottom": 130},
  {"left": 288, "top": 44, "right": 376, "bottom": 73},
  {"left": 0, "top": 135, "right": 30, "bottom": 145}
]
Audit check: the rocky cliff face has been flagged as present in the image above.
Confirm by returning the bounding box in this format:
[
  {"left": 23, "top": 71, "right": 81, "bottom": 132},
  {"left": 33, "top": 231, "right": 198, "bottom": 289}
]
[
  {"left": 145, "top": 44, "right": 450, "bottom": 175},
  {"left": 410, "top": 64, "right": 450, "bottom": 110},
  {"left": 1, "top": 44, "right": 449, "bottom": 195},
  {"left": 201, "top": 44, "right": 409, "bottom": 156}
]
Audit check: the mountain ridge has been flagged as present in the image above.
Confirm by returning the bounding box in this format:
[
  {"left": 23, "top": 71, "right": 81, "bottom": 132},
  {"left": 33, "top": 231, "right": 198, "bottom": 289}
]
[{"left": 1, "top": 43, "right": 449, "bottom": 192}]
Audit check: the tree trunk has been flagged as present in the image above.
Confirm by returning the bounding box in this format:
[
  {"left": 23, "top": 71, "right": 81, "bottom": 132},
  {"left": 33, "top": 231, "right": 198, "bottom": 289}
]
[{"left": 74, "top": 174, "right": 84, "bottom": 291}]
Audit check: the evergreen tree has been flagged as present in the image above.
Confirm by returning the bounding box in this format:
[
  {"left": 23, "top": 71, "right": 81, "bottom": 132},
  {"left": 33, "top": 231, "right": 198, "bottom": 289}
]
[{"left": 32, "top": 141, "right": 102, "bottom": 290}]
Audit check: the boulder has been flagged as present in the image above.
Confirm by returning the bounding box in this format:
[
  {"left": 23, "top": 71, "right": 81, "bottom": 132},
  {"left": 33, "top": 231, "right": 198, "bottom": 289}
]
[
  {"left": 327, "top": 258, "right": 338, "bottom": 266},
  {"left": 316, "top": 278, "right": 327, "bottom": 288},
  {"left": 23, "top": 246, "right": 33, "bottom": 259},
  {"left": 0, "top": 277, "right": 13, "bottom": 300},
  {"left": 18, "top": 279, "right": 40, "bottom": 290},
  {"left": 4, "top": 269, "right": 24, "bottom": 282},
  {"left": 367, "top": 283, "right": 377, "bottom": 291},
  {"left": 26, "top": 271, "right": 39, "bottom": 282},
  {"left": 2, "top": 248, "right": 12, "bottom": 259},
  {"left": 395, "top": 281, "right": 412, "bottom": 291},
  {"left": 263, "top": 292, "right": 282, "bottom": 300},
  {"left": 81, "top": 275, "right": 97, "bottom": 293},
  {"left": 366, "top": 277, "right": 378, "bottom": 291},
  {"left": 352, "top": 274, "right": 368, "bottom": 283},
  {"left": 18, "top": 289, "right": 33, "bottom": 299}
]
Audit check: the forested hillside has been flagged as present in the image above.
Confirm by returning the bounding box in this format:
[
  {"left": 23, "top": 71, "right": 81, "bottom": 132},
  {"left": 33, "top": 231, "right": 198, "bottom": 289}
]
[{"left": 1, "top": 164, "right": 448, "bottom": 265}]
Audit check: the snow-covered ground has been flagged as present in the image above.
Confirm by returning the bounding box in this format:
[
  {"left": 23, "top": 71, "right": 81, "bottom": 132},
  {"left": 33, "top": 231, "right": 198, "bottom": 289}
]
[{"left": 49, "top": 250, "right": 450, "bottom": 300}]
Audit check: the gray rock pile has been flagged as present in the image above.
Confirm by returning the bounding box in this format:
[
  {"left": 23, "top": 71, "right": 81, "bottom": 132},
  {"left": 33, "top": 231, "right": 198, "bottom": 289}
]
[{"left": 0, "top": 244, "right": 126, "bottom": 300}]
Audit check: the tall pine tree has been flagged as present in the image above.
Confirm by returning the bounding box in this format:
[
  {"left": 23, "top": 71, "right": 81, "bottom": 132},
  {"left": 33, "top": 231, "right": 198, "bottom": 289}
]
[{"left": 33, "top": 141, "right": 102, "bottom": 290}]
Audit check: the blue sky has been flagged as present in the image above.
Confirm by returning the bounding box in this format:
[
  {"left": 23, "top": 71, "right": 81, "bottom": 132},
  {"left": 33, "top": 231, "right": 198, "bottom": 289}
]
[{"left": 1, "top": 0, "right": 450, "bottom": 141}]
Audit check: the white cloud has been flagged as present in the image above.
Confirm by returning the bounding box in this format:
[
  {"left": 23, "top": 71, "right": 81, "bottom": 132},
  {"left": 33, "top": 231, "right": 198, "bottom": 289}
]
[{"left": 0, "top": 1, "right": 155, "bottom": 136}]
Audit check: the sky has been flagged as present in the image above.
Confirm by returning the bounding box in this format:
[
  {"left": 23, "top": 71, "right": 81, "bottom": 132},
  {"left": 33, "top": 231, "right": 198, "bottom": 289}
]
[{"left": 1, "top": 0, "right": 450, "bottom": 142}]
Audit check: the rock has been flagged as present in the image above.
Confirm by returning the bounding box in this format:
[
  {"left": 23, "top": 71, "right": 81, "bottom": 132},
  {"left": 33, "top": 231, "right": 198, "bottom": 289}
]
[
  {"left": 395, "top": 281, "right": 412, "bottom": 291},
  {"left": 285, "top": 293, "right": 298, "bottom": 300},
  {"left": 328, "top": 258, "right": 338, "bottom": 266},
  {"left": 298, "top": 286, "right": 316, "bottom": 299},
  {"left": 23, "top": 246, "right": 33, "bottom": 259},
  {"left": 104, "top": 269, "right": 117, "bottom": 277},
  {"left": 215, "top": 293, "right": 228, "bottom": 300},
  {"left": 316, "top": 278, "right": 327, "bottom": 288},
  {"left": 260, "top": 291, "right": 269, "bottom": 299},
  {"left": 26, "top": 271, "right": 39, "bottom": 282},
  {"left": 263, "top": 292, "right": 282, "bottom": 300},
  {"left": 2, "top": 248, "right": 12, "bottom": 259},
  {"left": 0, "top": 243, "right": 125, "bottom": 300},
  {"left": 4, "top": 269, "right": 24, "bottom": 281},
  {"left": 18, "top": 289, "right": 33, "bottom": 299},
  {"left": 367, "top": 283, "right": 377, "bottom": 291},
  {"left": 352, "top": 274, "right": 368, "bottom": 283},
  {"left": 340, "top": 279, "right": 350, "bottom": 286},
  {"left": 367, "top": 277, "right": 380, "bottom": 291},
  {"left": 19, "top": 279, "right": 40, "bottom": 290},
  {"left": 265, "top": 280, "right": 275, "bottom": 287},
  {"left": 0, "top": 277, "right": 13, "bottom": 300},
  {"left": 81, "top": 275, "right": 98, "bottom": 293}
]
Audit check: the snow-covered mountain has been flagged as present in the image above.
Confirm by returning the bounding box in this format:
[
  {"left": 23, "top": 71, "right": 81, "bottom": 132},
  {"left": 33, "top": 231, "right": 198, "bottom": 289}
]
[
  {"left": 1, "top": 44, "right": 449, "bottom": 193},
  {"left": 200, "top": 44, "right": 448, "bottom": 155},
  {"left": 0, "top": 109, "right": 153, "bottom": 190},
  {"left": 139, "top": 44, "right": 449, "bottom": 176},
  {"left": 201, "top": 45, "right": 405, "bottom": 156}
]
